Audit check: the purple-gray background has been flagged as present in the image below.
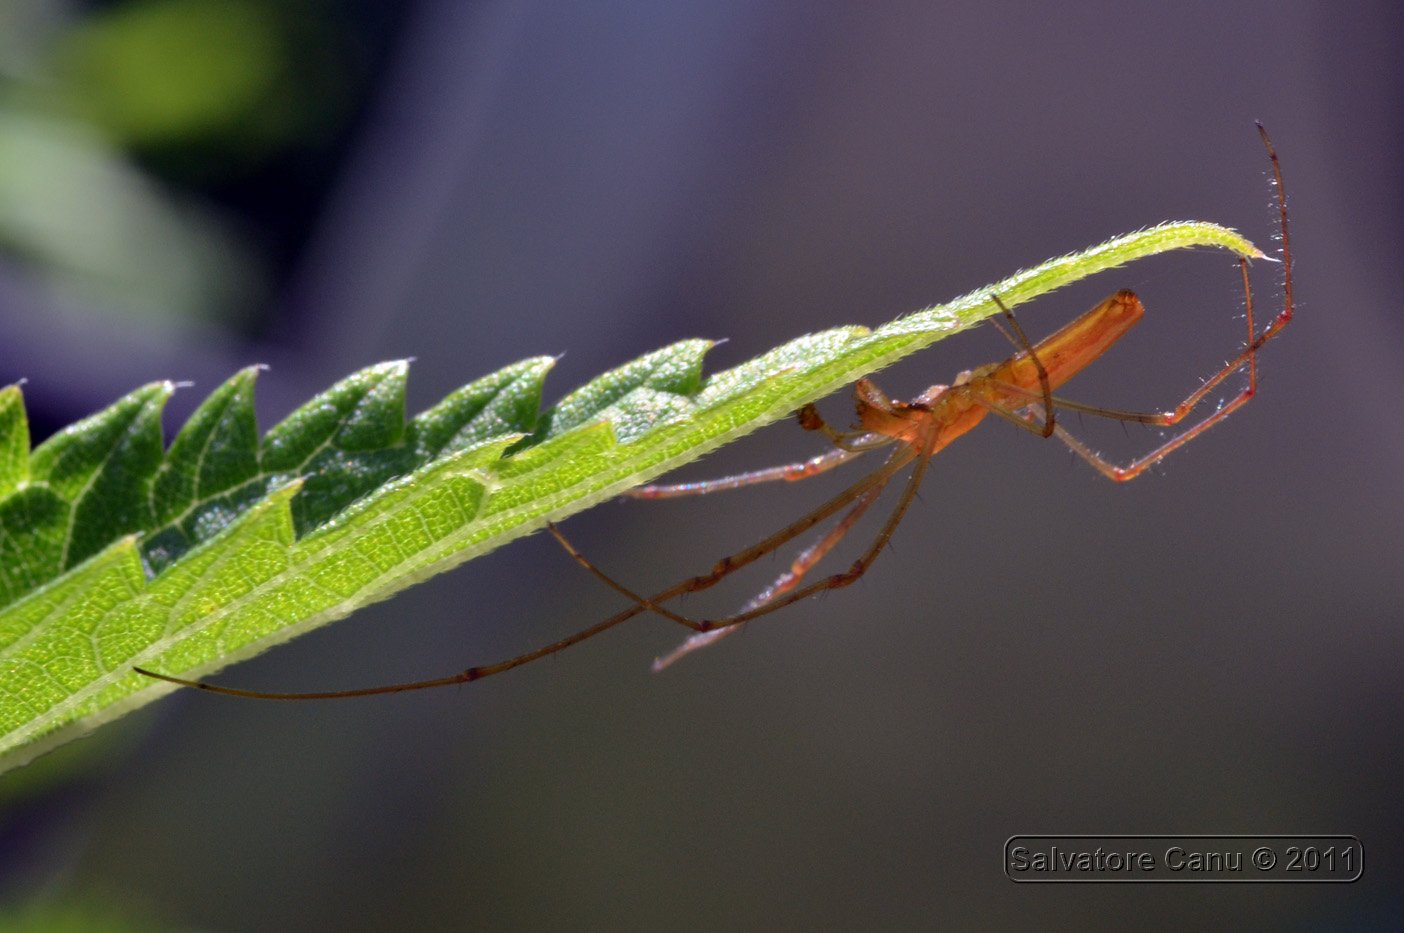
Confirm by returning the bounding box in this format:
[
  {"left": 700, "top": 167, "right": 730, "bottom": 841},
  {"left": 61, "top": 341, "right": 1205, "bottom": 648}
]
[{"left": 3, "top": 2, "right": 1402, "bottom": 930}]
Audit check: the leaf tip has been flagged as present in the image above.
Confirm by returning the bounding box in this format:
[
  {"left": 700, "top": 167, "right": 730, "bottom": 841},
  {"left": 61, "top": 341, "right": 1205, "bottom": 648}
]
[
  {"left": 275, "top": 475, "right": 307, "bottom": 496},
  {"left": 372, "top": 359, "right": 411, "bottom": 378}
]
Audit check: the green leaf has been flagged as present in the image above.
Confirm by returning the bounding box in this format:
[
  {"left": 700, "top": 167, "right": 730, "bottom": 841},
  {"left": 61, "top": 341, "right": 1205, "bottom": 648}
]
[{"left": 0, "top": 221, "right": 1262, "bottom": 772}]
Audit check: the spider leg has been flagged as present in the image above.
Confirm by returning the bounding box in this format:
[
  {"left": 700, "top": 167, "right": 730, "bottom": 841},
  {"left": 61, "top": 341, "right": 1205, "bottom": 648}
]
[
  {"left": 989, "top": 293, "right": 1055, "bottom": 436},
  {"left": 979, "top": 254, "right": 1281, "bottom": 482},
  {"left": 625, "top": 445, "right": 872, "bottom": 500},
  {"left": 131, "top": 447, "right": 918, "bottom": 699},
  {"left": 650, "top": 482, "right": 885, "bottom": 670},
  {"left": 658, "top": 411, "right": 939, "bottom": 633}
]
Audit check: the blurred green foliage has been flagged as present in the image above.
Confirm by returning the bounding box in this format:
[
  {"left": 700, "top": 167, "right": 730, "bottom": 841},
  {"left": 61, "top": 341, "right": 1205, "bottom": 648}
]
[
  {"left": 0, "top": 0, "right": 368, "bottom": 329},
  {"left": 55, "top": 1, "right": 291, "bottom": 150},
  {"left": 0, "top": 898, "right": 174, "bottom": 933}
]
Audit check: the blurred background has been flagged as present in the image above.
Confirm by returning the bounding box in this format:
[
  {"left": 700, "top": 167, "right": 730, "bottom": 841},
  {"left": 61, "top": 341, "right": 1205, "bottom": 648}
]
[{"left": 1, "top": 1, "right": 1401, "bottom": 930}]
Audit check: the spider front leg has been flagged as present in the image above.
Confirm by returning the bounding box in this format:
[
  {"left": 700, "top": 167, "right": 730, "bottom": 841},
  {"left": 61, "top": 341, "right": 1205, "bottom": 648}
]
[
  {"left": 1009, "top": 124, "right": 1293, "bottom": 481},
  {"left": 982, "top": 251, "right": 1287, "bottom": 483}
]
